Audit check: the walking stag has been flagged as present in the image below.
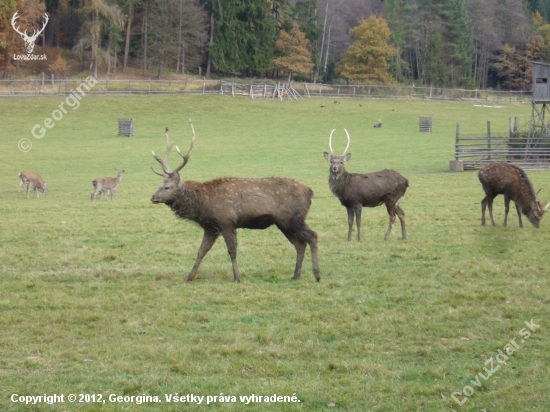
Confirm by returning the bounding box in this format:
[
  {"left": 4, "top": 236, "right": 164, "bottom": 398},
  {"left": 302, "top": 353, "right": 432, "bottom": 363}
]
[
  {"left": 150, "top": 121, "right": 320, "bottom": 282},
  {"left": 323, "top": 129, "right": 409, "bottom": 241}
]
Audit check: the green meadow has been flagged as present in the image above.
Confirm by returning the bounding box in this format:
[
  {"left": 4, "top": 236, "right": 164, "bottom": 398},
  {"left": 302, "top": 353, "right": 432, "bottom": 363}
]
[{"left": 0, "top": 94, "right": 548, "bottom": 411}]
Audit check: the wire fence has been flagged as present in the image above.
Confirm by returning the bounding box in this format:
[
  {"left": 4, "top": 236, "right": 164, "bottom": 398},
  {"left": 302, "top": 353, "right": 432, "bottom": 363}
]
[{"left": 0, "top": 77, "right": 533, "bottom": 103}]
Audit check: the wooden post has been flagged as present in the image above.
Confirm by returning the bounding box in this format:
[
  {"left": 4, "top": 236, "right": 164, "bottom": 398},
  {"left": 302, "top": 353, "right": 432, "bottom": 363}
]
[
  {"left": 487, "top": 120, "right": 491, "bottom": 161},
  {"left": 250, "top": 83, "right": 253, "bottom": 100},
  {"left": 455, "top": 122, "right": 460, "bottom": 161},
  {"left": 202, "top": 78, "right": 206, "bottom": 94},
  {"left": 51, "top": 73, "right": 54, "bottom": 88},
  {"left": 450, "top": 123, "right": 463, "bottom": 171}
]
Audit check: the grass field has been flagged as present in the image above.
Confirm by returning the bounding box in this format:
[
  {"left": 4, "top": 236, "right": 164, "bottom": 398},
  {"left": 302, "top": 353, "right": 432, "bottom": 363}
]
[{"left": 1, "top": 94, "right": 549, "bottom": 411}]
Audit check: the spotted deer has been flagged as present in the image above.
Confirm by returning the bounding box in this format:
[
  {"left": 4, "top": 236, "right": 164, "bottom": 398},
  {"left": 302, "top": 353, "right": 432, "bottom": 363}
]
[{"left": 479, "top": 162, "right": 549, "bottom": 228}]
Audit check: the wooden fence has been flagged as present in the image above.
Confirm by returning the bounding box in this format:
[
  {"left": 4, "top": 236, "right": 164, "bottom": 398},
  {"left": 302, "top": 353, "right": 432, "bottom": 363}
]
[
  {"left": 0, "top": 78, "right": 534, "bottom": 103},
  {"left": 454, "top": 120, "right": 550, "bottom": 171}
]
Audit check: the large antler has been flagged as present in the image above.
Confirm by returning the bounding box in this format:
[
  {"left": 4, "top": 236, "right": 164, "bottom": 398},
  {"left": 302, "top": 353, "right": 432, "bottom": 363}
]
[
  {"left": 151, "top": 121, "right": 195, "bottom": 177},
  {"left": 343, "top": 129, "right": 351, "bottom": 155},
  {"left": 328, "top": 128, "right": 350, "bottom": 156},
  {"left": 151, "top": 127, "right": 173, "bottom": 177},
  {"left": 328, "top": 129, "right": 336, "bottom": 154},
  {"left": 173, "top": 120, "right": 195, "bottom": 174}
]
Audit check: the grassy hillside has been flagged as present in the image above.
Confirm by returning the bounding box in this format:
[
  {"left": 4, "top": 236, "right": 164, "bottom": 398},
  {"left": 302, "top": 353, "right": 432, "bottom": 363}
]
[{"left": 0, "top": 95, "right": 548, "bottom": 411}]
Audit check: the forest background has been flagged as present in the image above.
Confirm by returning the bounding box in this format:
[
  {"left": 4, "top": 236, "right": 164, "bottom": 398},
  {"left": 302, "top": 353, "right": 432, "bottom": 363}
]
[{"left": 0, "top": 0, "right": 550, "bottom": 91}]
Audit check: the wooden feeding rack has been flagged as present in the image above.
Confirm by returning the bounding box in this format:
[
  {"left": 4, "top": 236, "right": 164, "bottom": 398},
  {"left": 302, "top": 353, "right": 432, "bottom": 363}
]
[
  {"left": 118, "top": 118, "right": 134, "bottom": 137},
  {"left": 419, "top": 116, "right": 433, "bottom": 132}
]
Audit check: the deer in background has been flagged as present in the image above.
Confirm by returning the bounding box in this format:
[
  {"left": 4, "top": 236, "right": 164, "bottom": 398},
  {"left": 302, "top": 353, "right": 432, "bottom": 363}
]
[
  {"left": 324, "top": 129, "right": 409, "bottom": 241},
  {"left": 478, "top": 162, "right": 548, "bottom": 228},
  {"left": 150, "top": 121, "right": 320, "bottom": 283},
  {"left": 19, "top": 171, "right": 48, "bottom": 199},
  {"left": 91, "top": 169, "right": 124, "bottom": 201}
]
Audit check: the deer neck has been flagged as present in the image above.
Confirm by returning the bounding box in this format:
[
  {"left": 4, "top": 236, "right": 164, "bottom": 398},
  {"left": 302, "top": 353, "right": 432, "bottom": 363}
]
[
  {"left": 328, "top": 169, "right": 349, "bottom": 199},
  {"left": 168, "top": 181, "right": 217, "bottom": 229}
]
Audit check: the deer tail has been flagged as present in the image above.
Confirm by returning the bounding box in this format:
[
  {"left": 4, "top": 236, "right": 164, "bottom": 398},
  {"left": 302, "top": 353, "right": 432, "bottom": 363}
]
[{"left": 92, "top": 180, "right": 97, "bottom": 187}]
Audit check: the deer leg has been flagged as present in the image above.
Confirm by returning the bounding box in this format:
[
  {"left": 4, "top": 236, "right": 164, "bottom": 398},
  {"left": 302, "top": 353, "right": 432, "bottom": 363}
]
[
  {"left": 503, "top": 195, "right": 511, "bottom": 227},
  {"left": 280, "top": 229, "right": 307, "bottom": 281},
  {"left": 515, "top": 202, "right": 523, "bottom": 228},
  {"left": 221, "top": 229, "right": 241, "bottom": 283},
  {"left": 186, "top": 230, "right": 219, "bottom": 282},
  {"left": 25, "top": 184, "right": 31, "bottom": 199},
  {"left": 481, "top": 196, "right": 488, "bottom": 226},
  {"left": 487, "top": 196, "right": 496, "bottom": 226},
  {"left": 346, "top": 207, "right": 354, "bottom": 241},
  {"left": 355, "top": 204, "right": 363, "bottom": 241},
  {"left": 396, "top": 205, "right": 407, "bottom": 240},
  {"left": 384, "top": 203, "right": 396, "bottom": 240},
  {"left": 91, "top": 186, "right": 100, "bottom": 202},
  {"left": 301, "top": 224, "right": 320, "bottom": 282},
  {"left": 18, "top": 179, "right": 24, "bottom": 193}
]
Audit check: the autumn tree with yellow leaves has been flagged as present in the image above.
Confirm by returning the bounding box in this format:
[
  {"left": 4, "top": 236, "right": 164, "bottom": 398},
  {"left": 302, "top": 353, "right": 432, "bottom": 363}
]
[
  {"left": 336, "top": 16, "right": 396, "bottom": 85},
  {"left": 272, "top": 23, "right": 314, "bottom": 82}
]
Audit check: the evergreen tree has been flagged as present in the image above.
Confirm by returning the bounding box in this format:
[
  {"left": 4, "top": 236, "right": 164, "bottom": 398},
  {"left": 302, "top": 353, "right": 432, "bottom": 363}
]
[
  {"left": 445, "top": 0, "right": 474, "bottom": 87},
  {"left": 424, "top": 28, "right": 448, "bottom": 85},
  {"left": 384, "top": 0, "right": 418, "bottom": 82},
  {"left": 336, "top": 16, "right": 397, "bottom": 84},
  {"left": 209, "top": 0, "right": 276, "bottom": 76},
  {"left": 293, "top": 0, "right": 322, "bottom": 73}
]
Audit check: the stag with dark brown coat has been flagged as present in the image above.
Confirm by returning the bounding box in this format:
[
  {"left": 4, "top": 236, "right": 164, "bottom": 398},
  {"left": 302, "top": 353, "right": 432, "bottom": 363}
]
[
  {"left": 150, "top": 122, "right": 320, "bottom": 283},
  {"left": 323, "top": 129, "right": 409, "bottom": 241},
  {"left": 478, "top": 162, "right": 548, "bottom": 228}
]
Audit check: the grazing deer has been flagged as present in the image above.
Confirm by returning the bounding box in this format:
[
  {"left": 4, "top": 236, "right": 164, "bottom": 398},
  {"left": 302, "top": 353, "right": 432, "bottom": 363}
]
[
  {"left": 478, "top": 162, "right": 548, "bottom": 228},
  {"left": 19, "top": 171, "right": 48, "bottom": 199},
  {"left": 150, "top": 121, "right": 320, "bottom": 283},
  {"left": 323, "top": 129, "right": 409, "bottom": 241},
  {"left": 91, "top": 169, "right": 124, "bottom": 201}
]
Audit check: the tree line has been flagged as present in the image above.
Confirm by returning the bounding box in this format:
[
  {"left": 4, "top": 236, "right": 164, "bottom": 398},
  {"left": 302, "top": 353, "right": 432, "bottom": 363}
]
[{"left": 0, "top": 0, "right": 549, "bottom": 91}]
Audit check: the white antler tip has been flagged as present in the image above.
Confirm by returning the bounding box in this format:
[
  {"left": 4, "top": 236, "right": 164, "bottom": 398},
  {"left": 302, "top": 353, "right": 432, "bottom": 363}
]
[{"left": 175, "top": 145, "right": 181, "bottom": 154}]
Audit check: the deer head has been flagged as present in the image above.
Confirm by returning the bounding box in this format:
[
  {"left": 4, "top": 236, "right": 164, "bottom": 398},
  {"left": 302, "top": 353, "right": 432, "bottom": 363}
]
[
  {"left": 11, "top": 11, "right": 49, "bottom": 54},
  {"left": 323, "top": 129, "right": 351, "bottom": 177},
  {"left": 528, "top": 189, "right": 550, "bottom": 228},
  {"left": 150, "top": 121, "right": 195, "bottom": 205}
]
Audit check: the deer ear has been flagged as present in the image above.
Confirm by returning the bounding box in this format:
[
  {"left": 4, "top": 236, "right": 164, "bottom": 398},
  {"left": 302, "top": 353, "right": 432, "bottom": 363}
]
[
  {"left": 323, "top": 152, "right": 331, "bottom": 161},
  {"left": 344, "top": 153, "right": 351, "bottom": 162}
]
